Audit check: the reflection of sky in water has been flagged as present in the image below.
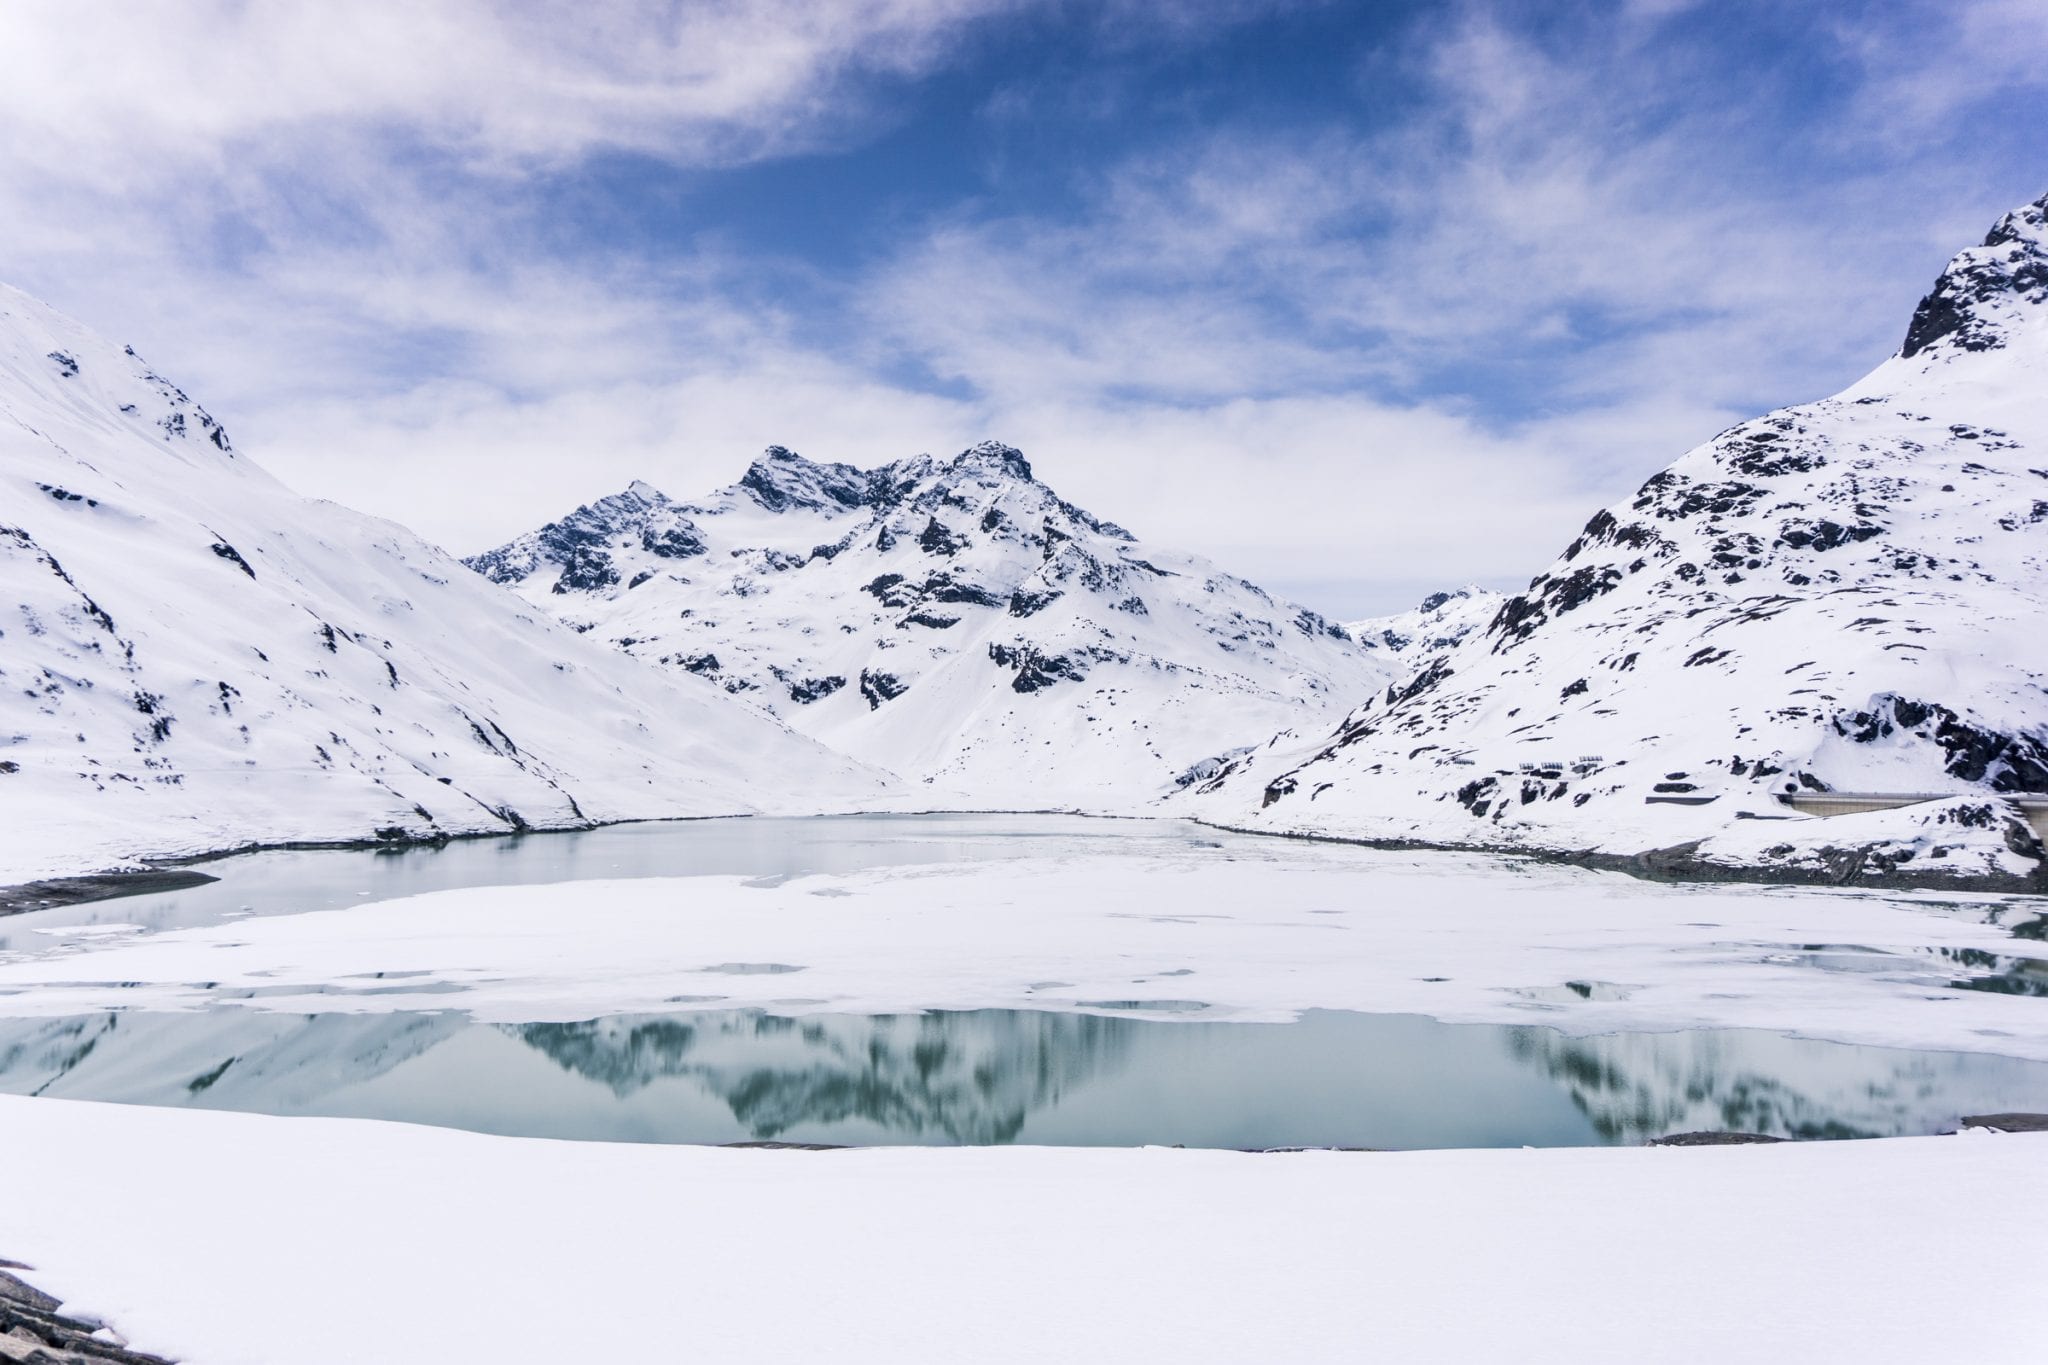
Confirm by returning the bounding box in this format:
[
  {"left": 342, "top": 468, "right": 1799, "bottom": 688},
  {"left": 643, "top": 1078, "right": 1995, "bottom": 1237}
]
[
  {"left": 2, "top": 1007, "right": 2043, "bottom": 1151},
  {"left": 0, "top": 814, "right": 1276, "bottom": 951}
]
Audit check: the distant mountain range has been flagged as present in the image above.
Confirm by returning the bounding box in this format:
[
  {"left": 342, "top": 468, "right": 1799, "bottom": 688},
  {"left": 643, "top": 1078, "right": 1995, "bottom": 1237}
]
[
  {"left": 467, "top": 442, "right": 1396, "bottom": 804},
  {"left": 5, "top": 191, "right": 2046, "bottom": 889}
]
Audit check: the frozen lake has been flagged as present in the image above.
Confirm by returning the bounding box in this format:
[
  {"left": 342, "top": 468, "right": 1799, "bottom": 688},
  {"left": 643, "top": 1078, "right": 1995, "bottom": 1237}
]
[
  {"left": 1, "top": 814, "right": 2043, "bottom": 1148},
  {"left": 0, "top": 814, "right": 1249, "bottom": 947}
]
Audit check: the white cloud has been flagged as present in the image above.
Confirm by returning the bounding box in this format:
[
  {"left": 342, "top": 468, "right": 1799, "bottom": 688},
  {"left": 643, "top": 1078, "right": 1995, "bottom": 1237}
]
[
  {"left": 0, "top": 0, "right": 1039, "bottom": 182},
  {"left": 1, "top": 0, "right": 2041, "bottom": 621}
]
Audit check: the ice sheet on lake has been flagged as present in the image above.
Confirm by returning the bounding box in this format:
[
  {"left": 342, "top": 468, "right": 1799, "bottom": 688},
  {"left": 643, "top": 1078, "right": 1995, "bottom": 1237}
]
[{"left": 0, "top": 835, "right": 2043, "bottom": 1060}]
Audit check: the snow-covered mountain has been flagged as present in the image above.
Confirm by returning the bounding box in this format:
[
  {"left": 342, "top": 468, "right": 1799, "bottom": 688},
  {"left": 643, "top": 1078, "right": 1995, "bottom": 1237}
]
[
  {"left": 469, "top": 442, "right": 1397, "bottom": 805},
  {"left": 1179, "top": 191, "right": 2048, "bottom": 885},
  {"left": 0, "top": 285, "right": 883, "bottom": 882},
  {"left": 1345, "top": 587, "right": 1504, "bottom": 659}
]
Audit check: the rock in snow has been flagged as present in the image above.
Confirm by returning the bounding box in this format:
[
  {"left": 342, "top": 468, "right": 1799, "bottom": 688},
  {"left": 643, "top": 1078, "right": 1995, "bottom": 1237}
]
[
  {"left": 468, "top": 442, "right": 1398, "bottom": 804},
  {"left": 1179, "top": 191, "right": 2048, "bottom": 888},
  {"left": 0, "top": 285, "right": 883, "bottom": 882}
]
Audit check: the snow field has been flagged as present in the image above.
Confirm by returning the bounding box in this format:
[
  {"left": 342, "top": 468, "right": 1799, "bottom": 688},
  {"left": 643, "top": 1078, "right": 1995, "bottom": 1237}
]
[{"left": 3, "top": 1096, "right": 2042, "bottom": 1364}]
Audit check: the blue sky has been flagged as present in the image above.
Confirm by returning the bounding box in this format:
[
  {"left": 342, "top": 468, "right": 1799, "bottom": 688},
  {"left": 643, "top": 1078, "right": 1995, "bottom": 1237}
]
[{"left": 3, "top": 0, "right": 2046, "bottom": 614}]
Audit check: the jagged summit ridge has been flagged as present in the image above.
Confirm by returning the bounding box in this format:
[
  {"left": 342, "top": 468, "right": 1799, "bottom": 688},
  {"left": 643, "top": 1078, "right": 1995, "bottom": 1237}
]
[
  {"left": 469, "top": 440, "right": 1393, "bottom": 803},
  {"left": 471, "top": 440, "right": 1128, "bottom": 601},
  {"left": 740, "top": 441, "right": 1034, "bottom": 515},
  {"left": 739, "top": 445, "right": 872, "bottom": 513},
  {"left": 1901, "top": 190, "right": 2048, "bottom": 359}
]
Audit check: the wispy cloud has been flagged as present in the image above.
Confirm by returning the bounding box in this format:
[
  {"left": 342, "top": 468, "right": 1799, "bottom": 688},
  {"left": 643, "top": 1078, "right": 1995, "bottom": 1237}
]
[
  {"left": 1, "top": 0, "right": 2042, "bottom": 615},
  {"left": 0, "top": 0, "right": 1044, "bottom": 179}
]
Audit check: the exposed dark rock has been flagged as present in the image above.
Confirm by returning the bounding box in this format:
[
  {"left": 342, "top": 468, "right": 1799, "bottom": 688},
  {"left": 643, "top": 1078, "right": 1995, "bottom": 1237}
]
[
  {"left": 953, "top": 440, "right": 1035, "bottom": 482},
  {"left": 1777, "top": 519, "right": 1884, "bottom": 553},
  {"left": 858, "top": 668, "right": 908, "bottom": 708},
  {"left": 1831, "top": 694, "right": 2048, "bottom": 790},
  {"left": 1455, "top": 775, "right": 1498, "bottom": 819},
  {"left": 640, "top": 524, "right": 705, "bottom": 559},
  {"left": 1960, "top": 1112, "right": 2048, "bottom": 1132},
  {"left": 0, "top": 1261, "right": 176, "bottom": 1362},
  {"left": 1375, "top": 657, "right": 1454, "bottom": 713},
  {"left": 1291, "top": 608, "right": 1344, "bottom": 639},
  {"left": 208, "top": 540, "right": 256, "bottom": 579},
  {"left": 917, "top": 518, "right": 968, "bottom": 556},
  {"left": 1902, "top": 194, "right": 2048, "bottom": 357},
  {"left": 862, "top": 573, "right": 918, "bottom": 608},
  {"left": 987, "top": 642, "right": 1086, "bottom": 693},
  {"left": 1646, "top": 1131, "right": 1786, "bottom": 1147},
  {"left": 788, "top": 675, "right": 846, "bottom": 704},
  {"left": 132, "top": 690, "right": 172, "bottom": 742},
  {"left": 739, "top": 446, "right": 870, "bottom": 512},
  {"left": 551, "top": 545, "right": 618, "bottom": 594},
  {"left": 1008, "top": 588, "right": 1061, "bottom": 618},
  {"left": 922, "top": 574, "right": 1003, "bottom": 607}
]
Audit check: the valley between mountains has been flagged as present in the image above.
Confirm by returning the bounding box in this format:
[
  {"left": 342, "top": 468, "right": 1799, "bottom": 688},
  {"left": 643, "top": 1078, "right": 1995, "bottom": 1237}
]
[{"left": 5, "top": 192, "right": 2048, "bottom": 892}]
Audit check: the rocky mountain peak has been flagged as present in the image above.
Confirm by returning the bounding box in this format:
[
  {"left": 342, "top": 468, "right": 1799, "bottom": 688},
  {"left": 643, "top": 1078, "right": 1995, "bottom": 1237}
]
[
  {"left": 737, "top": 445, "right": 870, "bottom": 513},
  {"left": 582, "top": 481, "right": 670, "bottom": 525},
  {"left": 1178, "top": 188, "right": 2048, "bottom": 887},
  {"left": 467, "top": 478, "right": 706, "bottom": 594},
  {"left": 1900, "top": 190, "right": 2048, "bottom": 359},
  {"left": 470, "top": 434, "right": 1392, "bottom": 803},
  {"left": 948, "top": 440, "right": 1034, "bottom": 482}
]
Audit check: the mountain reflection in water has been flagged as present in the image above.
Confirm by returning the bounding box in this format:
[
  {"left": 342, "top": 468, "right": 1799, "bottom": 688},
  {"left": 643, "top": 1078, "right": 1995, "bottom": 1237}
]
[
  {"left": 514, "top": 1011, "right": 1133, "bottom": 1144},
  {"left": 0, "top": 1007, "right": 2043, "bottom": 1149}
]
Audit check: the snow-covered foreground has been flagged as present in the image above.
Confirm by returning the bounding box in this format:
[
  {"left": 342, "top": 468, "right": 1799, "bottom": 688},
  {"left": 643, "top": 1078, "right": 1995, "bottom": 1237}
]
[
  {"left": 3, "top": 1096, "right": 2042, "bottom": 1365},
  {"left": 0, "top": 822, "right": 2042, "bottom": 1060}
]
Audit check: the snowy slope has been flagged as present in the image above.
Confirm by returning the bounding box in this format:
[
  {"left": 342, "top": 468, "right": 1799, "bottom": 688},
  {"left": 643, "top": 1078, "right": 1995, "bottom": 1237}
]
[
  {"left": 0, "top": 285, "right": 884, "bottom": 882},
  {"left": 1181, "top": 191, "right": 2048, "bottom": 883},
  {"left": 10, "top": 1098, "right": 2046, "bottom": 1365},
  {"left": 469, "top": 442, "right": 1397, "bottom": 805}
]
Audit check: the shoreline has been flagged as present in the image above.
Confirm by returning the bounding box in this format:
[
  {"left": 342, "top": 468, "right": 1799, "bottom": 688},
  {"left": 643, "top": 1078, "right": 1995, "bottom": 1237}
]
[
  {"left": 4, "top": 802, "right": 2044, "bottom": 919},
  {"left": 1187, "top": 817, "right": 2048, "bottom": 898}
]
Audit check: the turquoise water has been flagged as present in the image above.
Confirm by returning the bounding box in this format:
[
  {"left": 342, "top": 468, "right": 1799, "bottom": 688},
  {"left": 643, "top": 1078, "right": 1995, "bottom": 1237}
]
[{"left": 3, "top": 1005, "right": 2042, "bottom": 1149}]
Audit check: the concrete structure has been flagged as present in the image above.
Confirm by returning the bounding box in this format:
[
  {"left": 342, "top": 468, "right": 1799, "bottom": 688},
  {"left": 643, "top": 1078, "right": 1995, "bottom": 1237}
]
[{"left": 1777, "top": 791, "right": 2048, "bottom": 844}]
